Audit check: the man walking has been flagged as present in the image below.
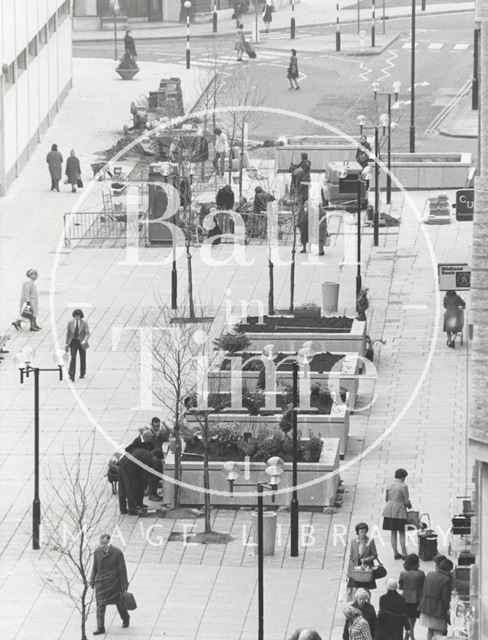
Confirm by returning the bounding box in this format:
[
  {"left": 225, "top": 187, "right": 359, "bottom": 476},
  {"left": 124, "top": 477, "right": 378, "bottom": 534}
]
[
  {"left": 65, "top": 308, "right": 90, "bottom": 382},
  {"left": 90, "top": 534, "right": 130, "bottom": 635},
  {"left": 213, "top": 128, "right": 229, "bottom": 177}
]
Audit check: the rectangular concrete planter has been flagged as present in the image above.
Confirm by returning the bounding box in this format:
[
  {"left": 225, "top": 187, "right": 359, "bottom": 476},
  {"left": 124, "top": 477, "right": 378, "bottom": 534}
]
[
  {"left": 208, "top": 351, "right": 361, "bottom": 409},
  {"left": 186, "top": 404, "right": 350, "bottom": 459},
  {"left": 162, "top": 437, "right": 340, "bottom": 508},
  {"left": 242, "top": 319, "right": 367, "bottom": 357}
]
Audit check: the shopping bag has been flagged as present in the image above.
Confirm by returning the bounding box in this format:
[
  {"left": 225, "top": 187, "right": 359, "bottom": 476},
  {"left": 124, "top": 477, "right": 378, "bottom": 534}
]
[
  {"left": 120, "top": 591, "right": 137, "bottom": 610},
  {"left": 244, "top": 40, "right": 257, "bottom": 59},
  {"left": 406, "top": 510, "right": 420, "bottom": 529},
  {"left": 77, "top": 177, "right": 84, "bottom": 188},
  {"left": 373, "top": 561, "right": 387, "bottom": 580}
]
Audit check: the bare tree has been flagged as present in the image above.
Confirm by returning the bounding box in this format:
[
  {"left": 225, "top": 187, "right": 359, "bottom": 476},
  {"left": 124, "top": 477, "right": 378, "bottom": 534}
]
[
  {"left": 219, "top": 65, "right": 267, "bottom": 198},
  {"left": 144, "top": 301, "right": 215, "bottom": 507},
  {"left": 41, "top": 438, "right": 116, "bottom": 640}
]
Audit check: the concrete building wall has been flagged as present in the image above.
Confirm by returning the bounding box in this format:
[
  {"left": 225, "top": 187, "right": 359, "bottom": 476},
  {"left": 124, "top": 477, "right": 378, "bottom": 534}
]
[{"left": 0, "top": 0, "right": 73, "bottom": 195}]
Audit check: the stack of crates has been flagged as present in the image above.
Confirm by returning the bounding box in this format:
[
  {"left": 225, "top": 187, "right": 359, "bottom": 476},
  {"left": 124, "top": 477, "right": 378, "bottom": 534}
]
[
  {"left": 425, "top": 193, "right": 451, "bottom": 224},
  {"left": 148, "top": 78, "right": 184, "bottom": 117}
]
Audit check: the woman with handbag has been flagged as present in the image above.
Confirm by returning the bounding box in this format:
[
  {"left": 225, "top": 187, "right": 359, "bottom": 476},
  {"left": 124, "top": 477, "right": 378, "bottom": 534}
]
[
  {"left": 12, "top": 268, "right": 40, "bottom": 331},
  {"left": 65, "top": 149, "right": 82, "bottom": 193},
  {"left": 399, "top": 553, "right": 425, "bottom": 640},
  {"left": 346, "top": 522, "right": 378, "bottom": 601},
  {"left": 262, "top": 0, "right": 273, "bottom": 33},
  {"left": 382, "top": 468, "right": 411, "bottom": 559}
]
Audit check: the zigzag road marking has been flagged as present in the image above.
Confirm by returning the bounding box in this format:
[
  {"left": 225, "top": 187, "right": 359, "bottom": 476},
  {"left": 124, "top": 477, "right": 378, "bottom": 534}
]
[
  {"left": 375, "top": 48, "right": 398, "bottom": 83},
  {"left": 358, "top": 59, "right": 373, "bottom": 82}
]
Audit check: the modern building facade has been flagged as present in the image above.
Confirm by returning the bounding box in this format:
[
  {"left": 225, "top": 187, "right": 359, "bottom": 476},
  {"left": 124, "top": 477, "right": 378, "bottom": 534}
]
[{"left": 0, "top": 0, "right": 73, "bottom": 195}]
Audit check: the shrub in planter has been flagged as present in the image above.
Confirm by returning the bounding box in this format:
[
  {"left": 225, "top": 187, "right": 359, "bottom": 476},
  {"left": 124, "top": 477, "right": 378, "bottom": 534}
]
[
  {"left": 294, "top": 303, "right": 321, "bottom": 319},
  {"left": 116, "top": 52, "right": 139, "bottom": 80},
  {"left": 214, "top": 332, "right": 251, "bottom": 354}
]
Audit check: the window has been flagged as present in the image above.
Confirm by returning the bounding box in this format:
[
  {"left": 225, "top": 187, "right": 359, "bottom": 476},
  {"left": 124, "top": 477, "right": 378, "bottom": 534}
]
[
  {"left": 4, "top": 62, "right": 16, "bottom": 86},
  {"left": 28, "top": 36, "right": 38, "bottom": 58},
  {"left": 16, "top": 49, "right": 27, "bottom": 75},
  {"left": 48, "top": 14, "right": 57, "bottom": 34},
  {"left": 39, "top": 25, "right": 48, "bottom": 46},
  {"left": 64, "top": 0, "right": 72, "bottom": 14}
]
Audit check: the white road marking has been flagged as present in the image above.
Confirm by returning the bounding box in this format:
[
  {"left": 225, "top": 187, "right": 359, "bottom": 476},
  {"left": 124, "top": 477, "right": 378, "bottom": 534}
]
[
  {"left": 403, "top": 305, "right": 429, "bottom": 310},
  {"left": 402, "top": 42, "right": 419, "bottom": 49},
  {"left": 453, "top": 43, "right": 470, "bottom": 50},
  {"left": 428, "top": 43, "right": 444, "bottom": 50}
]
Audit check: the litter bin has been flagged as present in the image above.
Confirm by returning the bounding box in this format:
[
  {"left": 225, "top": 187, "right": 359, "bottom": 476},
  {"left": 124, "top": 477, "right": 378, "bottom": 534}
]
[
  {"left": 322, "top": 282, "right": 339, "bottom": 314},
  {"left": 251, "top": 511, "right": 277, "bottom": 556}
]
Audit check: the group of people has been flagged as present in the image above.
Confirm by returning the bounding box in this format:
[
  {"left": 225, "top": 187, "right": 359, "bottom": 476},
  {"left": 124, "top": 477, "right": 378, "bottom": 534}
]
[
  {"left": 46, "top": 144, "right": 82, "bottom": 192},
  {"left": 343, "top": 468, "right": 454, "bottom": 639},
  {"left": 115, "top": 417, "right": 171, "bottom": 515},
  {"left": 344, "top": 554, "right": 453, "bottom": 640}
]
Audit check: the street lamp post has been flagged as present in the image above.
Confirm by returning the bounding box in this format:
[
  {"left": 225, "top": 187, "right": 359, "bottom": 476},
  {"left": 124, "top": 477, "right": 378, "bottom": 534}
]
[
  {"left": 212, "top": 1, "right": 218, "bottom": 33},
  {"left": 339, "top": 161, "right": 364, "bottom": 299},
  {"left": 291, "top": 0, "right": 296, "bottom": 39},
  {"left": 290, "top": 361, "right": 299, "bottom": 556},
  {"left": 372, "top": 81, "right": 401, "bottom": 204},
  {"left": 336, "top": 1, "right": 341, "bottom": 52},
  {"left": 15, "top": 348, "right": 63, "bottom": 550},
  {"left": 357, "top": 115, "right": 380, "bottom": 247},
  {"left": 110, "top": 0, "right": 120, "bottom": 61},
  {"left": 184, "top": 1, "right": 192, "bottom": 69},
  {"left": 473, "top": 24, "right": 480, "bottom": 111},
  {"left": 224, "top": 460, "right": 284, "bottom": 640},
  {"left": 371, "top": 0, "right": 376, "bottom": 47},
  {"left": 410, "top": 0, "right": 416, "bottom": 152}
]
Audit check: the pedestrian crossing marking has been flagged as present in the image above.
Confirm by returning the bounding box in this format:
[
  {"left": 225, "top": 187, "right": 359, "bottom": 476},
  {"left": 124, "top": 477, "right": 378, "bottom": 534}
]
[
  {"left": 453, "top": 43, "right": 470, "bottom": 50},
  {"left": 402, "top": 42, "right": 418, "bottom": 49},
  {"left": 428, "top": 43, "right": 444, "bottom": 49}
]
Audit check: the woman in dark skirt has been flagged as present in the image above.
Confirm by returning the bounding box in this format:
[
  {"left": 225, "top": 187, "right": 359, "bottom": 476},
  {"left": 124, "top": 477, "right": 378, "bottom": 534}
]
[
  {"left": 443, "top": 289, "right": 465, "bottom": 349},
  {"left": 399, "top": 553, "right": 425, "bottom": 640},
  {"left": 346, "top": 522, "right": 378, "bottom": 601},
  {"left": 287, "top": 49, "right": 300, "bottom": 90},
  {"left": 382, "top": 468, "right": 412, "bottom": 560}
]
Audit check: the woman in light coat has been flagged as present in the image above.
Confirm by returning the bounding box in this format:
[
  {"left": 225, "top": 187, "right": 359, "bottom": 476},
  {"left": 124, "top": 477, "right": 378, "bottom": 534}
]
[
  {"left": 46, "top": 143, "right": 63, "bottom": 191},
  {"left": 382, "top": 468, "right": 411, "bottom": 559},
  {"left": 12, "top": 269, "right": 40, "bottom": 331},
  {"left": 347, "top": 522, "right": 378, "bottom": 601},
  {"left": 235, "top": 23, "right": 245, "bottom": 61},
  {"left": 418, "top": 559, "right": 453, "bottom": 640},
  {"left": 65, "top": 149, "right": 82, "bottom": 193}
]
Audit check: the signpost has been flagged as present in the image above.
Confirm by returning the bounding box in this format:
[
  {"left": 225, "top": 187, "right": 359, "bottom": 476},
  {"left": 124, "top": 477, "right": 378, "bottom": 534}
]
[
  {"left": 455, "top": 189, "right": 474, "bottom": 222},
  {"left": 438, "top": 263, "right": 471, "bottom": 291}
]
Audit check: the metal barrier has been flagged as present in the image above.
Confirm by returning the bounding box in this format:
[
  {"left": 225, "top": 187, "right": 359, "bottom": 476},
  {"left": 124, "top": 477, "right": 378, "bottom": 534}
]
[{"left": 64, "top": 211, "right": 141, "bottom": 248}]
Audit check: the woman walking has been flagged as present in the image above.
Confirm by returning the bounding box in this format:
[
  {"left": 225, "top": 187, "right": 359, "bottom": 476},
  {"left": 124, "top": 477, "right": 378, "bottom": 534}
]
[
  {"left": 382, "top": 468, "right": 412, "bottom": 559},
  {"left": 287, "top": 49, "right": 300, "bottom": 90},
  {"left": 342, "top": 589, "right": 377, "bottom": 640},
  {"left": 346, "top": 522, "right": 378, "bottom": 601},
  {"left": 398, "top": 553, "right": 425, "bottom": 640},
  {"left": 262, "top": 0, "right": 273, "bottom": 33},
  {"left": 65, "top": 149, "right": 82, "bottom": 193},
  {"left": 342, "top": 605, "right": 373, "bottom": 640},
  {"left": 398, "top": 553, "right": 425, "bottom": 639},
  {"left": 12, "top": 269, "right": 41, "bottom": 331},
  {"left": 235, "top": 23, "right": 245, "bottom": 61},
  {"left": 46, "top": 143, "right": 63, "bottom": 191},
  {"left": 443, "top": 289, "right": 465, "bottom": 349},
  {"left": 418, "top": 558, "right": 453, "bottom": 640}
]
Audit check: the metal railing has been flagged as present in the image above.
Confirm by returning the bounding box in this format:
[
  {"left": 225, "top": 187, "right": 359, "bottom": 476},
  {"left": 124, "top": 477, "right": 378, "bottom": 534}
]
[{"left": 64, "top": 210, "right": 144, "bottom": 248}]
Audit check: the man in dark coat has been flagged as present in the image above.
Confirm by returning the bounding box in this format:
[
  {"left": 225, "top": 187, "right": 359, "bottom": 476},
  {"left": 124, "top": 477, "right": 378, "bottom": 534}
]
[
  {"left": 125, "top": 428, "right": 153, "bottom": 454},
  {"left": 376, "top": 578, "right": 410, "bottom": 640},
  {"left": 216, "top": 184, "right": 235, "bottom": 211},
  {"left": 46, "top": 143, "right": 63, "bottom": 191},
  {"left": 118, "top": 448, "right": 154, "bottom": 515},
  {"left": 90, "top": 534, "right": 129, "bottom": 634},
  {"left": 253, "top": 186, "right": 275, "bottom": 214}
]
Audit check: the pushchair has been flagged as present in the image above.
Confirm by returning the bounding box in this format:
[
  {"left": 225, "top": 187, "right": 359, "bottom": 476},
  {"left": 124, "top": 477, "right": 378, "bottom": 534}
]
[
  {"left": 106, "top": 453, "right": 121, "bottom": 494},
  {"left": 407, "top": 512, "right": 438, "bottom": 561}
]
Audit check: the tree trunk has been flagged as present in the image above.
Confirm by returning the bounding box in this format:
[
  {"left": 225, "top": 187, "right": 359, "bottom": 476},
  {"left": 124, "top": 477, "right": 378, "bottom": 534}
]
[
  {"left": 173, "top": 404, "right": 181, "bottom": 507},
  {"left": 203, "top": 415, "right": 212, "bottom": 533},
  {"left": 81, "top": 588, "right": 88, "bottom": 640},
  {"left": 186, "top": 238, "right": 196, "bottom": 320}
]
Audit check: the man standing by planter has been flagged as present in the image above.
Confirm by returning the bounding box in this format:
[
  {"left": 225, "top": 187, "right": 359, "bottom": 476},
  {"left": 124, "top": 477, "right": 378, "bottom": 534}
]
[
  {"left": 124, "top": 29, "right": 137, "bottom": 59},
  {"left": 90, "top": 533, "right": 130, "bottom": 634}
]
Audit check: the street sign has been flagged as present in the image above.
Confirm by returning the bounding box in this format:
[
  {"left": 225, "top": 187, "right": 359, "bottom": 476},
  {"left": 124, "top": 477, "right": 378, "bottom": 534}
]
[
  {"left": 438, "top": 263, "right": 471, "bottom": 291},
  {"left": 455, "top": 189, "right": 474, "bottom": 222}
]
